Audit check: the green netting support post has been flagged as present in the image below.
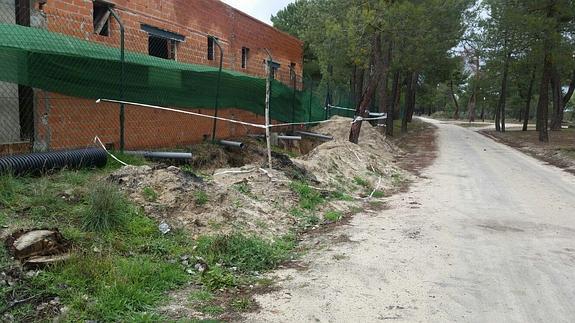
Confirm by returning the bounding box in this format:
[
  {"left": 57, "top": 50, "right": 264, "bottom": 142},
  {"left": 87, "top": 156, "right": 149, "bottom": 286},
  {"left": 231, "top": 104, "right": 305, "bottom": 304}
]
[
  {"left": 109, "top": 9, "right": 125, "bottom": 152},
  {"left": 308, "top": 80, "right": 313, "bottom": 123},
  {"left": 290, "top": 66, "right": 297, "bottom": 132},
  {"left": 211, "top": 37, "right": 224, "bottom": 142}
]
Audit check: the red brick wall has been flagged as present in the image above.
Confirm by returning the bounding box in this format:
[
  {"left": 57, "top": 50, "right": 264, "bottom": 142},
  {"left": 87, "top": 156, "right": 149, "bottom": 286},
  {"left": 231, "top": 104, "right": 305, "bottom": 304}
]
[{"left": 33, "top": 0, "right": 303, "bottom": 150}]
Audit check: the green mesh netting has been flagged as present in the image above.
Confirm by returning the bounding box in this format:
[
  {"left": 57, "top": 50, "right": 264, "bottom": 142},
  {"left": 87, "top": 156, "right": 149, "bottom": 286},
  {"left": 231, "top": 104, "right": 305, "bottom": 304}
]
[{"left": 0, "top": 24, "right": 327, "bottom": 123}]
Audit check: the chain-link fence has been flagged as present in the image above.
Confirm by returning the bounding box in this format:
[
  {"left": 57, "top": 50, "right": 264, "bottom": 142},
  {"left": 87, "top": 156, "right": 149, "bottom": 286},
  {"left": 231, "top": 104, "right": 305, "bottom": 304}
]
[{"left": 0, "top": 1, "right": 332, "bottom": 156}]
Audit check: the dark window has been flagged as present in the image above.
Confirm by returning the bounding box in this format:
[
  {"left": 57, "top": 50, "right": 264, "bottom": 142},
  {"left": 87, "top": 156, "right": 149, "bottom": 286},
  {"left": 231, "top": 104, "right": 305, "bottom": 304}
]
[
  {"left": 290, "top": 62, "right": 296, "bottom": 79},
  {"left": 93, "top": 1, "right": 111, "bottom": 36},
  {"left": 149, "top": 35, "right": 177, "bottom": 60},
  {"left": 208, "top": 36, "right": 215, "bottom": 61},
  {"left": 241, "top": 47, "right": 250, "bottom": 69},
  {"left": 265, "top": 60, "right": 281, "bottom": 79}
]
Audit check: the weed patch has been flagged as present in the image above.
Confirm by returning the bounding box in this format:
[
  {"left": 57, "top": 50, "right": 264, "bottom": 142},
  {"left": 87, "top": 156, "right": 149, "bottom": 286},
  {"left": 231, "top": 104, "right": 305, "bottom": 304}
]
[
  {"left": 195, "top": 234, "right": 296, "bottom": 274},
  {"left": 142, "top": 187, "right": 158, "bottom": 202},
  {"left": 324, "top": 210, "right": 343, "bottom": 222},
  {"left": 194, "top": 190, "right": 209, "bottom": 206},
  {"left": 82, "top": 181, "right": 129, "bottom": 232},
  {"left": 290, "top": 181, "right": 325, "bottom": 211}
]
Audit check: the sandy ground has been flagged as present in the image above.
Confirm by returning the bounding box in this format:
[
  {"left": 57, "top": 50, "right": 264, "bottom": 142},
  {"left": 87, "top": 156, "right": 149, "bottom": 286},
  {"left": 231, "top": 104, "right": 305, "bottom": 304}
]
[{"left": 244, "top": 118, "right": 575, "bottom": 323}]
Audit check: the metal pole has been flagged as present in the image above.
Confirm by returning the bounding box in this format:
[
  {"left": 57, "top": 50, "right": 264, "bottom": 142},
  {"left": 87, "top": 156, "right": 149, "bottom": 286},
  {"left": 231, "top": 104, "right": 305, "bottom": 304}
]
[
  {"left": 264, "top": 49, "right": 273, "bottom": 171},
  {"left": 308, "top": 79, "right": 313, "bottom": 123},
  {"left": 211, "top": 37, "right": 224, "bottom": 142},
  {"left": 109, "top": 9, "right": 125, "bottom": 152},
  {"left": 290, "top": 66, "right": 297, "bottom": 133}
]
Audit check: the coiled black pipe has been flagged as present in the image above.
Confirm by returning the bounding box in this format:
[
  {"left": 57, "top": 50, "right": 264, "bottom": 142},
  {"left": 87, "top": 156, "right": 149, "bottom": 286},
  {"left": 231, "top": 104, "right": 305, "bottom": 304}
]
[{"left": 0, "top": 148, "right": 108, "bottom": 176}]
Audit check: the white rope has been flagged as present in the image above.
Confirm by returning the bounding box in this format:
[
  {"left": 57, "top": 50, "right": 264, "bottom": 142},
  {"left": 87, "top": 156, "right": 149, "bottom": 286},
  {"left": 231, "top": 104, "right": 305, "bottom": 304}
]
[
  {"left": 93, "top": 136, "right": 129, "bottom": 166},
  {"left": 97, "top": 98, "right": 386, "bottom": 130},
  {"left": 352, "top": 116, "right": 388, "bottom": 123},
  {"left": 97, "top": 99, "right": 267, "bottom": 129},
  {"left": 269, "top": 118, "right": 342, "bottom": 128},
  {"left": 328, "top": 104, "right": 356, "bottom": 112}
]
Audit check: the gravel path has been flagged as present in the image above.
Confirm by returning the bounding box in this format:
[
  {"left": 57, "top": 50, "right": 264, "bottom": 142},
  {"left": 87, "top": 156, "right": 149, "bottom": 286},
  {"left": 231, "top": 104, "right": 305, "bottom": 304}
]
[{"left": 244, "top": 119, "right": 575, "bottom": 323}]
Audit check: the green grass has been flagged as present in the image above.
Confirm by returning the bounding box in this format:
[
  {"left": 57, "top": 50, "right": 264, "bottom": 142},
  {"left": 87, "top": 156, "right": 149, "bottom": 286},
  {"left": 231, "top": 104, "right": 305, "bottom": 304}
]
[
  {"left": 0, "top": 159, "right": 304, "bottom": 321},
  {"left": 104, "top": 152, "right": 148, "bottom": 170},
  {"left": 82, "top": 181, "right": 129, "bottom": 232},
  {"left": 0, "top": 167, "right": 197, "bottom": 321},
  {"left": 196, "top": 233, "right": 296, "bottom": 275},
  {"left": 194, "top": 190, "right": 209, "bottom": 206},
  {"left": 0, "top": 173, "right": 21, "bottom": 207},
  {"left": 189, "top": 289, "right": 215, "bottom": 303},
  {"left": 324, "top": 210, "right": 343, "bottom": 222},
  {"left": 290, "top": 207, "right": 320, "bottom": 230},
  {"left": 142, "top": 186, "right": 158, "bottom": 202},
  {"left": 371, "top": 190, "right": 386, "bottom": 198},
  {"left": 290, "top": 181, "right": 325, "bottom": 211},
  {"left": 353, "top": 176, "right": 371, "bottom": 189}
]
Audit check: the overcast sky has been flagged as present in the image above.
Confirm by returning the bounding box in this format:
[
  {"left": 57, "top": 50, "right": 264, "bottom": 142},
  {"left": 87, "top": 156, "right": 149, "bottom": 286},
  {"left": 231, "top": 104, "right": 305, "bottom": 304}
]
[{"left": 221, "top": 0, "right": 295, "bottom": 25}]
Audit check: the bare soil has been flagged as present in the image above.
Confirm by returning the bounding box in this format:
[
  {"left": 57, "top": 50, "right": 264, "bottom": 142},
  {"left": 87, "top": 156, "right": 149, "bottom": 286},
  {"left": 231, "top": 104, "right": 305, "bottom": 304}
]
[
  {"left": 392, "top": 120, "right": 439, "bottom": 177},
  {"left": 481, "top": 128, "right": 575, "bottom": 175}
]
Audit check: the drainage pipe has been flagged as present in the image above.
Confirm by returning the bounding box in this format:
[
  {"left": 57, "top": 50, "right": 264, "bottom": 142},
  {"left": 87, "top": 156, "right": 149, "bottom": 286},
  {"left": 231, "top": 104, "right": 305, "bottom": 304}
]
[
  {"left": 124, "top": 151, "right": 192, "bottom": 160},
  {"left": 278, "top": 135, "right": 302, "bottom": 141},
  {"left": 0, "top": 148, "right": 108, "bottom": 176},
  {"left": 295, "top": 131, "right": 334, "bottom": 141},
  {"left": 218, "top": 140, "right": 245, "bottom": 149}
]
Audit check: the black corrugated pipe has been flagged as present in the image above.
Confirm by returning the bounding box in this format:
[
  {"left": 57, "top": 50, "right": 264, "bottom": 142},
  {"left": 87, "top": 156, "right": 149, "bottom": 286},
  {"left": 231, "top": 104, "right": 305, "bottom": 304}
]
[{"left": 0, "top": 148, "right": 108, "bottom": 176}]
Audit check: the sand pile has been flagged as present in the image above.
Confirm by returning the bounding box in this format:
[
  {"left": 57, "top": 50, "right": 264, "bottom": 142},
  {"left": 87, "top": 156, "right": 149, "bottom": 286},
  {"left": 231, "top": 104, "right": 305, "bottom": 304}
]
[
  {"left": 110, "top": 165, "right": 299, "bottom": 239},
  {"left": 294, "top": 116, "right": 406, "bottom": 196}
]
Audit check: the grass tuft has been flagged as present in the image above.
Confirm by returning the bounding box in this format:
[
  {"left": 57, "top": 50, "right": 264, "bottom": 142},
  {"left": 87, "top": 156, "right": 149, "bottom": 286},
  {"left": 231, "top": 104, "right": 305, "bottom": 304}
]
[
  {"left": 324, "top": 210, "right": 343, "bottom": 222},
  {"left": 194, "top": 190, "right": 209, "bottom": 206},
  {"left": 290, "top": 181, "right": 324, "bottom": 210},
  {"left": 0, "top": 173, "right": 19, "bottom": 207},
  {"left": 82, "top": 181, "right": 128, "bottom": 232},
  {"left": 142, "top": 187, "right": 158, "bottom": 202}
]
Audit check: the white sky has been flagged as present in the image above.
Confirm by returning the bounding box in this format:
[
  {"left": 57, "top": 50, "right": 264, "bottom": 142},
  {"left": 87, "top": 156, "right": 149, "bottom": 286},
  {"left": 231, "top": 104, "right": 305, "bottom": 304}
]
[{"left": 221, "top": 0, "right": 295, "bottom": 25}]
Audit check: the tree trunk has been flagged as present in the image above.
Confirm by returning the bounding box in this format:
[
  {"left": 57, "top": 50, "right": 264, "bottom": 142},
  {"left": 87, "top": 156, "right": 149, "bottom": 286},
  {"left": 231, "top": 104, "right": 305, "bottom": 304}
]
[
  {"left": 496, "top": 51, "right": 511, "bottom": 132},
  {"left": 349, "top": 34, "right": 383, "bottom": 144},
  {"left": 406, "top": 72, "right": 418, "bottom": 123},
  {"left": 523, "top": 68, "right": 536, "bottom": 132},
  {"left": 550, "top": 65, "right": 564, "bottom": 131},
  {"left": 379, "top": 38, "right": 392, "bottom": 128},
  {"left": 401, "top": 72, "right": 413, "bottom": 133},
  {"left": 467, "top": 91, "right": 476, "bottom": 122},
  {"left": 450, "top": 80, "right": 460, "bottom": 120},
  {"left": 537, "top": 53, "right": 551, "bottom": 143},
  {"left": 387, "top": 71, "right": 400, "bottom": 137}
]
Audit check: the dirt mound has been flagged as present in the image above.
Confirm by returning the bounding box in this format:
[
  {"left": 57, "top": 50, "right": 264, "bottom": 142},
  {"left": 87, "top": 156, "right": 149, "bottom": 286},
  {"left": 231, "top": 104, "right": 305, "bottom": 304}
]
[
  {"left": 109, "top": 165, "right": 300, "bottom": 239},
  {"left": 109, "top": 117, "right": 407, "bottom": 239},
  {"left": 294, "top": 117, "right": 407, "bottom": 196}
]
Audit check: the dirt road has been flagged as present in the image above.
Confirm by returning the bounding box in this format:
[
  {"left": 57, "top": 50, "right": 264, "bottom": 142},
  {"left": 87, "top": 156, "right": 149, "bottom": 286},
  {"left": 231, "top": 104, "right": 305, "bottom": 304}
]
[{"left": 245, "top": 119, "right": 575, "bottom": 322}]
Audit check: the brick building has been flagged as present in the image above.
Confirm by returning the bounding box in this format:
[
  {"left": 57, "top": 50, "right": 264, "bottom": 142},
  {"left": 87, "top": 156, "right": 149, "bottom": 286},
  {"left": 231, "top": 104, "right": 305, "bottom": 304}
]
[{"left": 0, "top": 0, "right": 303, "bottom": 153}]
